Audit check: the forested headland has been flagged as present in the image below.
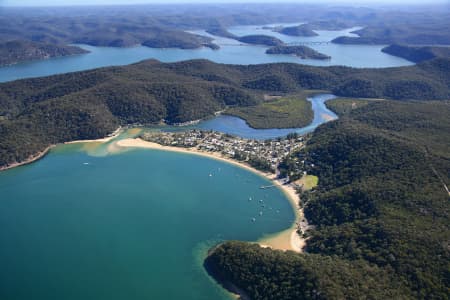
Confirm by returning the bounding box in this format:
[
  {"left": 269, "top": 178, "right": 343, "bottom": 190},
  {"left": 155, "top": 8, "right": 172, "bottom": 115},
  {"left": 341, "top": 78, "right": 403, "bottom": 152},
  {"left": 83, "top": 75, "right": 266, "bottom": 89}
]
[
  {"left": 205, "top": 99, "right": 450, "bottom": 299},
  {"left": 381, "top": 44, "right": 450, "bottom": 63},
  {"left": 0, "top": 40, "right": 89, "bottom": 66}
]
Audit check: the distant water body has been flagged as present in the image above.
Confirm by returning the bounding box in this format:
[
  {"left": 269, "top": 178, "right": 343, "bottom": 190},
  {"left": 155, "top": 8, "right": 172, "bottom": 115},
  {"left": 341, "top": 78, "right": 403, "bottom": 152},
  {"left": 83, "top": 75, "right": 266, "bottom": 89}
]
[{"left": 0, "top": 23, "right": 413, "bottom": 82}]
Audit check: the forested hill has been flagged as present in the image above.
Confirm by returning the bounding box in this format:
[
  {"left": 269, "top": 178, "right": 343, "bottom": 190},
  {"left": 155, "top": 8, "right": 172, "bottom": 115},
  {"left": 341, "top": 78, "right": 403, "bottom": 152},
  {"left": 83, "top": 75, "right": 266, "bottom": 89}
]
[
  {"left": 1, "top": 58, "right": 450, "bottom": 169},
  {"left": 381, "top": 44, "right": 450, "bottom": 63},
  {"left": 205, "top": 99, "right": 450, "bottom": 299}
]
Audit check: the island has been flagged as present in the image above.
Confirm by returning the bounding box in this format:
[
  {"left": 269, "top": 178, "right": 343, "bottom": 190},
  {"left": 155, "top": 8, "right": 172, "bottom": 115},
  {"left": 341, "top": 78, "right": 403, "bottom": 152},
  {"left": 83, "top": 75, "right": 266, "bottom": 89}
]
[
  {"left": 275, "top": 24, "right": 318, "bottom": 37},
  {"left": 265, "top": 45, "right": 331, "bottom": 60},
  {"left": 0, "top": 40, "right": 89, "bottom": 66},
  {"left": 237, "top": 35, "right": 284, "bottom": 46}
]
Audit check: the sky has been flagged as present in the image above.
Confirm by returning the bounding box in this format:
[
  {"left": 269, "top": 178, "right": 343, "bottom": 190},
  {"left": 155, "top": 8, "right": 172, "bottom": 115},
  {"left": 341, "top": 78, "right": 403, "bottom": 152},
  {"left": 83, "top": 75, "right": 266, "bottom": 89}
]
[{"left": 2, "top": 0, "right": 449, "bottom": 6}]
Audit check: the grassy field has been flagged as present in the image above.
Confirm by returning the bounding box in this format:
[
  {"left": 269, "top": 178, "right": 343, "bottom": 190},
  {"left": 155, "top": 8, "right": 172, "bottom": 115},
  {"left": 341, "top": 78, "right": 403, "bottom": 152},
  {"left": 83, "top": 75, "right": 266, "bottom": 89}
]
[
  {"left": 295, "top": 175, "right": 318, "bottom": 191},
  {"left": 226, "top": 93, "right": 316, "bottom": 129}
]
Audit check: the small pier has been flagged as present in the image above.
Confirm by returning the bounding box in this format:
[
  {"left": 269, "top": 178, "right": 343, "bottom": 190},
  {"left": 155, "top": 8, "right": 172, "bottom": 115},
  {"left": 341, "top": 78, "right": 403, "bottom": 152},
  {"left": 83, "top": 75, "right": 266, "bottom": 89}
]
[{"left": 260, "top": 184, "right": 277, "bottom": 189}]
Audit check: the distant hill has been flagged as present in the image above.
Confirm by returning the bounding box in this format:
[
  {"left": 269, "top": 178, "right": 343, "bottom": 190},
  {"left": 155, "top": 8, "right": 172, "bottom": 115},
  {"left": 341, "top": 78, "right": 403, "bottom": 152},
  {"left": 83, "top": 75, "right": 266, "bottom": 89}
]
[
  {"left": 141, "top": 29, "right": 218, "bottom": 50},
  {"left": 0, "top": 40, "right": 88, "bottom": 66},
  {"left": 276, "top": 24, "right": 318, "bottom": 37},
  {"left": 382, "top": 44, "right": 450, "bottom": 63},
  {"left": 205, "top": 26, "right": 238, "bottom": 39},
  {"left": 205, "top": 99, "right": 450, "bottom": 299},
  {"left": 266, "top": 45, "right": 330, "bottom": 59},
  {"left": 332, "top": 21, "right": 450, "bottom": 45},
  {"left": 1, "top": 58, "right": 449, "bottom": 168}
]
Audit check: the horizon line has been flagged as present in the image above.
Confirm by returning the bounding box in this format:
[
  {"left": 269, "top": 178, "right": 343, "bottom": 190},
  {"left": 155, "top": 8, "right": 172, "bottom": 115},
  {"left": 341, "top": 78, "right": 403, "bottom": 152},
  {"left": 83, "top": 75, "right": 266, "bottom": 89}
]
[{"left": 2, "top": 1, "right": 449, "bottom": 8}]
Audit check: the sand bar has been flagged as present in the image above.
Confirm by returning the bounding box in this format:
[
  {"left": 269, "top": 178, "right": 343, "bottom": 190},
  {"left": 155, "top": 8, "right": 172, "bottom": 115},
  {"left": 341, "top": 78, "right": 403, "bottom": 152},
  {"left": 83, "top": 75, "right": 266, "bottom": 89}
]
[{"left": 65, "top": 127, "right": 122, "bottom": 144}]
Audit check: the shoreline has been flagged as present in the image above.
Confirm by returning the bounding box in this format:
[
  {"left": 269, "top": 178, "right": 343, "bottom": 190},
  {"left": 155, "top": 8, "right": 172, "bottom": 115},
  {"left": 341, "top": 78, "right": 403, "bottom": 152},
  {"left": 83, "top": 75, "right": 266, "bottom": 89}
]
[
  {"left": 64, "top": 127, "right": 122, "bottom": 144},
  {"left": 0, "top": 130, "right": 307, "bottom": 252},
  {"left": 0, "top": 127, "right": 123, "bottom": 172},
  {"left": 0, "top": 145, "right": 54, "bottom": 171},
  {"left": 116, "top": 137, "right": 305, "bottom": 253}
]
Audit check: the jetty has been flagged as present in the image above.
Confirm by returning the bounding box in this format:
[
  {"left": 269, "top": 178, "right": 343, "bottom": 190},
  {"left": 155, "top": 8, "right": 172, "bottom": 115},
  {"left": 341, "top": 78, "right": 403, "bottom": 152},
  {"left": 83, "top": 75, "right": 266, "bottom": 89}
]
[{"left": 260, "top": 184, "right": 277, "bottom": 189}]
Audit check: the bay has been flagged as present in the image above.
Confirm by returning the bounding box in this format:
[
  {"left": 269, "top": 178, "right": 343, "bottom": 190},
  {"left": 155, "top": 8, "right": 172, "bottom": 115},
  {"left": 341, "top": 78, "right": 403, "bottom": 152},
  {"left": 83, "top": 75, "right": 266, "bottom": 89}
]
[{"left": 0, "top": 144, "right": 295, "bottom": 300}]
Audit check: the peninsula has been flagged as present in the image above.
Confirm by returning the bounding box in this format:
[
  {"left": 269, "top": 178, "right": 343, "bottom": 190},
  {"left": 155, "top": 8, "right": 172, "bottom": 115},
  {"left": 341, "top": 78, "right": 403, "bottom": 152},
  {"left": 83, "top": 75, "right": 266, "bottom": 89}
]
[{"left": 381, "top": 44, "right": 450, "bottom": 63}]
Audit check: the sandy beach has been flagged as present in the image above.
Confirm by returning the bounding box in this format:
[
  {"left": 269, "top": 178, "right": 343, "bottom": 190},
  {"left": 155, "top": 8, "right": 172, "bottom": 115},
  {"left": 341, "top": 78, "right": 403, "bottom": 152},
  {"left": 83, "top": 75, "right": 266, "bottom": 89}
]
[
  {"left": 116, "top": 137, "right": 306, "bottom": 252},
  {"left": 65, "top": 127, "right": 122, "bottom": 144},
  {"left": 321, "top": 113, "right": 337, "bottom": 121}
]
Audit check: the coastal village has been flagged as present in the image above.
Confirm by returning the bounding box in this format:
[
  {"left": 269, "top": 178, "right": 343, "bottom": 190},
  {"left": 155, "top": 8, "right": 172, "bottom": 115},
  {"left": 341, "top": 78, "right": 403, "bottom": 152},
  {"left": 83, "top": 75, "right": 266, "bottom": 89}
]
[
  {"left": 140, "top": 129, "right": 305, "bottom": 174},
  {"left": 138, "top": 129, "right": 313, "bottom": 251}
]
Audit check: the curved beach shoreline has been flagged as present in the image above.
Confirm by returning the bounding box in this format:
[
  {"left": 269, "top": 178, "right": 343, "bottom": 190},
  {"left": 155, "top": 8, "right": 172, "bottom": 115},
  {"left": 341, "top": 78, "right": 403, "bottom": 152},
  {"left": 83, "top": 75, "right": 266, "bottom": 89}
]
[
  {"left": 116, "top": 137, "right": 305, "bottom": 253},
  {"left": 0, "top": 129, "right": 307, "bottom": 252},
  {"left": 0, "top": 145, "right": 54, "bottom": 171}
]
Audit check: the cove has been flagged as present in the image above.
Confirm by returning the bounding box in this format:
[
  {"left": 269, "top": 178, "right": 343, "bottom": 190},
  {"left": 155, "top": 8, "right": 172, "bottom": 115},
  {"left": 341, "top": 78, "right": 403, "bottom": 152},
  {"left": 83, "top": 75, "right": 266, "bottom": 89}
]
[
  {"left": 0, "top": 92, "right": 338, "bottom": 299},
  {"left": 0, "top": 144, "right": 295, "bottom": 300}
]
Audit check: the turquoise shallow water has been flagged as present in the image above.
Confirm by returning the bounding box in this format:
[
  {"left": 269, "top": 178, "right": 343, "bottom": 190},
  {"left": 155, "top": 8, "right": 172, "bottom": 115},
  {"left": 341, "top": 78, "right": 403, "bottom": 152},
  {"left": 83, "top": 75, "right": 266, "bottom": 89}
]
[
  {"left": 0, "top": 92, "right": 334, "bottom": 298},
  {"left": 0, "top": 144, "right": 295, "bottom": 300},
  {"left": 0, "top": 23, "right": 413, "bottom": 82}
]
